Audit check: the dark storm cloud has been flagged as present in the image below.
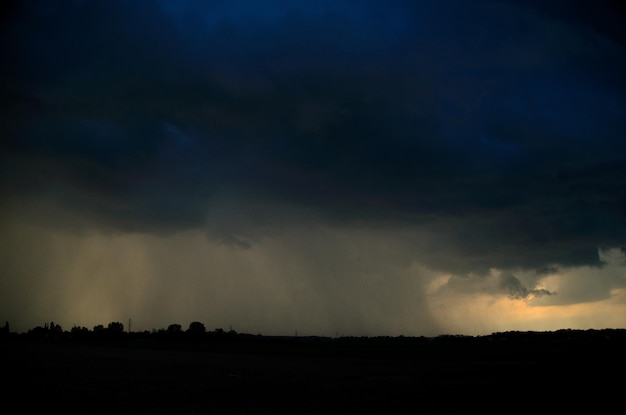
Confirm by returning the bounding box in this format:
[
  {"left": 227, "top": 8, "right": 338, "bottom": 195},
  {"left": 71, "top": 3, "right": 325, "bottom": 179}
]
[
  {"left": 499, "top": 273, "right": 554, "bottom": 300},
  {"left": 1, "top": 0, "right": 625, "bottom": 275},
  {"left": 440, "top": 271, "right": 555, "bottom": 300}
]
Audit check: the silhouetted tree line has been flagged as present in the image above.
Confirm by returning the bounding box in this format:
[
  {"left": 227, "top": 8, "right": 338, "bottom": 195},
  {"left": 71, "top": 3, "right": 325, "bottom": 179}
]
[
  {"left": 0, "top": 320, "right": 241, "bottom": 343},
  {"left": 2, "top": 320, "right": 625, "bottom": 362}
]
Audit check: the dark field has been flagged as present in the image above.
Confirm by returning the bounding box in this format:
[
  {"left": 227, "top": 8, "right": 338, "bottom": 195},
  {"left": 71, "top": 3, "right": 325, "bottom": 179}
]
[{"left": 3, "top": 329, "right": 624, "bottom": 414}]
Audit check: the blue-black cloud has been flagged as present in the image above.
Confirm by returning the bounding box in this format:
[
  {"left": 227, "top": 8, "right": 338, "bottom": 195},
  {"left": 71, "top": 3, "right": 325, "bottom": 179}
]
[{"left": 1, "top": 0, "right": 625, "bottom": 273}]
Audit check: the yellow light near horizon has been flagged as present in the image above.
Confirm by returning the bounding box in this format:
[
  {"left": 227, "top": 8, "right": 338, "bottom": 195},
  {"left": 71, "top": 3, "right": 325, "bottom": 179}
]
[{"left": 428, "top": 289, "right": 626, "bottom": 335}]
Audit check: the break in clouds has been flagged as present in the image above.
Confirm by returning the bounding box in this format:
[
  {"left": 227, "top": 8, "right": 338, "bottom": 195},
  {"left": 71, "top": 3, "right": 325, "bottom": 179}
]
[{"left": 1, "top": 0, "right": 625, "bottom": 335}]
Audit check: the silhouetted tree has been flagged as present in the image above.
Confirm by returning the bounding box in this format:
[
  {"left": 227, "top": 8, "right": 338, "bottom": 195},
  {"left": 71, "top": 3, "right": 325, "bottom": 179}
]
[
  {"left": 28, "top": 325, "right": 48, "bottom": 339},
  {"left": 49, "top": 321, "right": 62, "bottom": 337},
  {"left": 107, "top": 322, "right": 124, "bottom": 333},
  {"left": 186, "top": 321, "right": 206, "bottom": 337},
  {"left": 71, "top": 325, "right": 89, "bottom": 337},
  {"left": 167, "top": 324, "right": 182, "bottom": 335}
]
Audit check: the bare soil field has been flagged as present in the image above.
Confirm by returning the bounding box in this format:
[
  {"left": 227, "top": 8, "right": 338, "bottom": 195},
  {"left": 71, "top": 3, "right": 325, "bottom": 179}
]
[{"left": 3, "top": 331, "right": 623, "bottom": 414}]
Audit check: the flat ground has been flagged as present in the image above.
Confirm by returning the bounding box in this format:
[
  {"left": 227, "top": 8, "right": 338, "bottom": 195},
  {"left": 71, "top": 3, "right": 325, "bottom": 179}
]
[{"left": 3, "top": 333, "right": 623, "bottom": 414}]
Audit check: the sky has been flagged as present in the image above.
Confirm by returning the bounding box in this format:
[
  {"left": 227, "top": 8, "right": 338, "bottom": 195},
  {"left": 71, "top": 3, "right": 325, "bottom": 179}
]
[{"left": 1, "top": 0, "right": 625, "bottom": 336}]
